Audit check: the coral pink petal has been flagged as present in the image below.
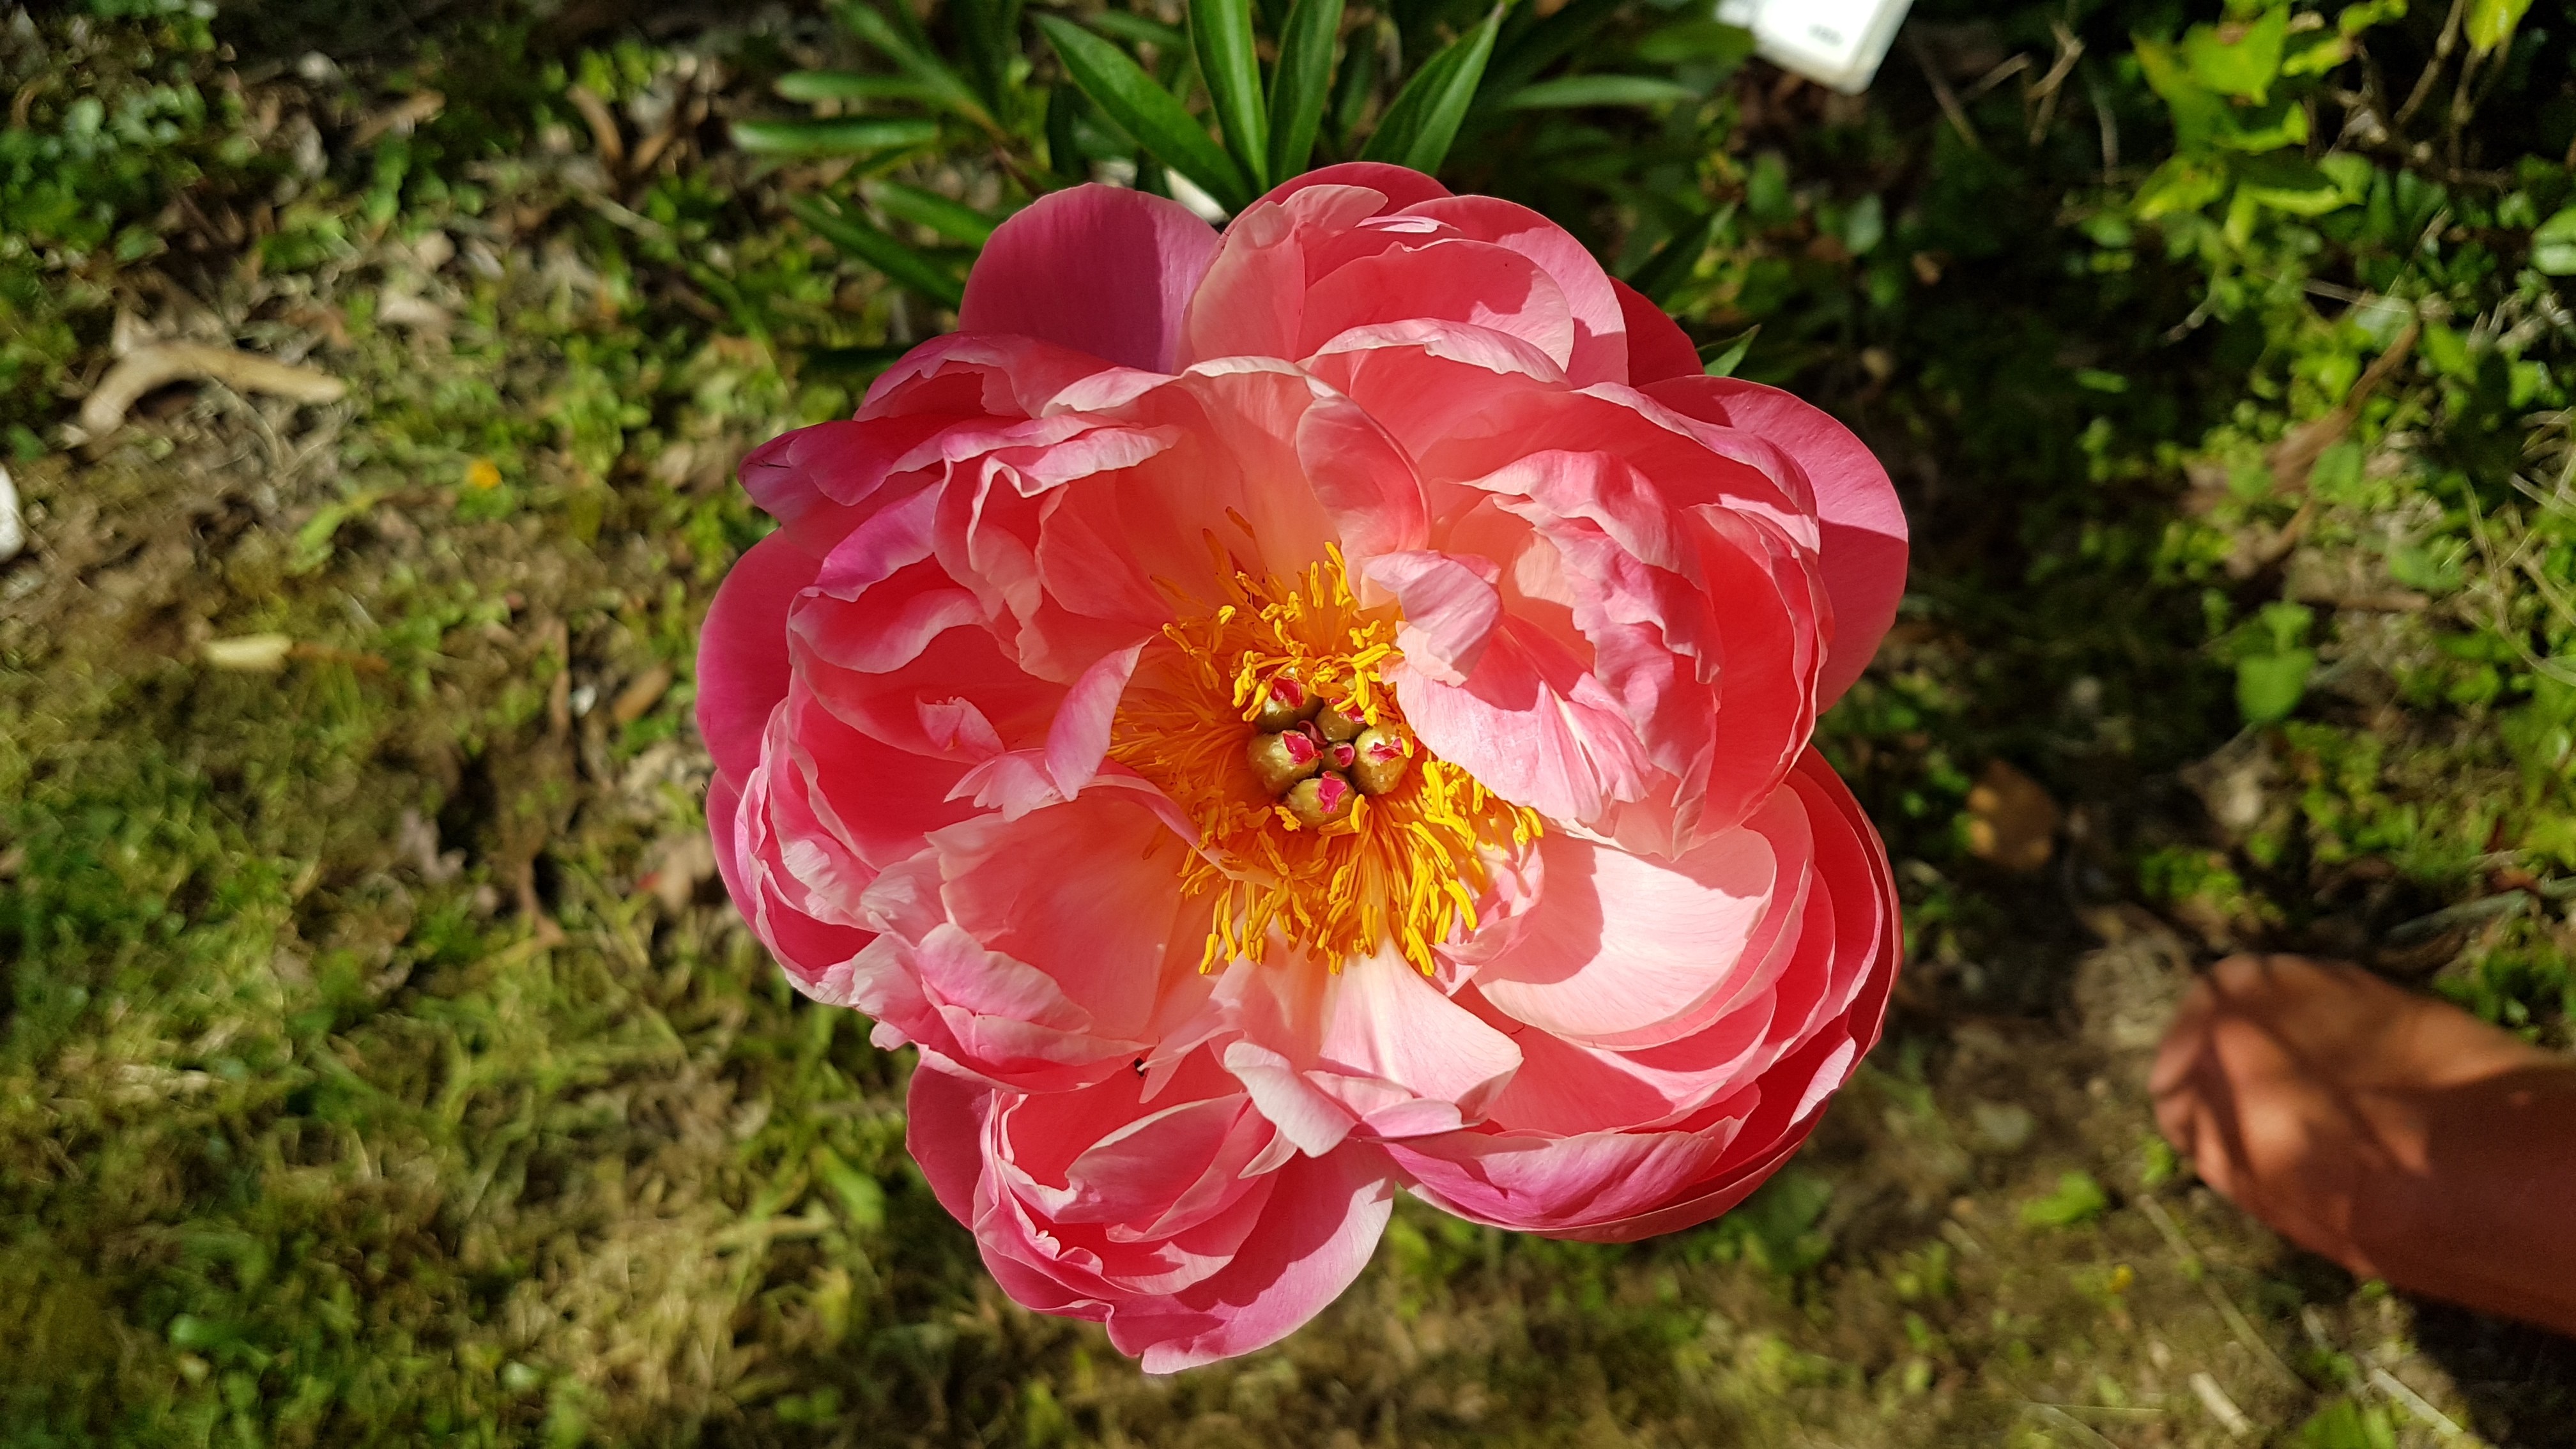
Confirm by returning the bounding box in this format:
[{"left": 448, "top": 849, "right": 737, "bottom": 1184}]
[
  {"left": 1474, "top": 827, "right": 1780, "bottom": 1043},
  {"left": 1404, "top": 197, "right": 1629, "bottom": 385},
  {"left": 1388, "top": 1117, "right": 1743, "bottom": 1232},
  {"left": 698, "top": 530, "right": 822, "bottom": 785},
  {"left": 907, "top": 1063, "right": 993, "bottom": 1225},
  {"left": 1110, "top": 1146, "right": 1397, "bottom": 1373},
  {"left": 1295, "top": 240, "right": 1575, "bottom": 369},
  {"left": 1646, "top": 377, "right": 1907, "bottom": 706},
  {"left": 960, "top": 184, "right": 1220, "bottom": 372},
  {"left": 1252, "top": 162, "right": 1451, "bottom": 213},
  {"left": 1610, "top": 277, "right": 1701, "bottom": 384}
]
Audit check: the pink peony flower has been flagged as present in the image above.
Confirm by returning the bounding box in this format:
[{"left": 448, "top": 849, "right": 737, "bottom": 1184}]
[{"left": 699, "top": 163, "right": 1906, "bottom": 1371}]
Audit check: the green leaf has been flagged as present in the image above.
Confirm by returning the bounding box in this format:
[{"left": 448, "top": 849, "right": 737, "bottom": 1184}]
[
  {"left": 1328, "top": 20, "right": 1379, "bottom": 146},
  {"left": 2020, "top": 1172, "right": 2110, "bottom": 1229},
  {"left": 2134, "top": 37, "right": 2228, "bottom": 150},
  {"left": 1037, "top": 13, "right": 1254, "bottom": 211},
  {"left": 2234, "top": 153, "right": 2351, "bottom": 217},
  {"left": 1632, "top": 18, "right": 1755, "bottom": 69},
  {"left": 2532, "top": 206, "right": 2576, "bottom": 275},
  {"left": 2237, "top": 650, "right": 2317, "bottom": 724},
  {"left": 1482, "top": 0, "right": 1621, "bottom": 103},
  {"left": 864, "top": 180, "right": 1000, "bottom": 245},
  {"left": 2182, "top": 8, "right": 2287, "bottom": 102},
  {"left": 1190, "top": 0, "right": 1269, "bottom": 190},
  {"left": 788, "top": 194, "right": 966, "bottom": 307},
  {"left": 1043, "top": 83, "right": 1086, "bottom": 181},
  {"left": 1085, "top": 10, "right": 1190, "bottom": 52},
  {"left": 951, "top": 0, "right": 1027, "bottom": 109},
  {"left": 2467, "top": 0, "right": 2534, "bottom": 53},
  {"left": 1266, "top": 0, "right": 1344, "bottom": 182},
  {"left": 1359, "top": 6, "right": 1502, "bottom": 173},
  {"left": 1623, "top": 206, "right": 1726, "bottom": 304},
  {"left": 831, "top": 2, "right": 996, "bottom": 128},
  {"left": 1699, "top": 325, "right": 1758, "bottom": 378},
  {"left": 1501, "top": 74, "right": 1701, "bottom": 109},
  {"left": 729, "top": 117, "right": 942, "bottom": 157},
  {"left": 774, "top": 71, "right": 949, "bottom": 105}
]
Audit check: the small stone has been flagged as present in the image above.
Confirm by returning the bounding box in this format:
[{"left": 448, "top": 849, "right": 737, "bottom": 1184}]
[
  {"left": 1250, "top": 671, "right": 1319, "bottom": 732},
  {"left": 1284, "top": 770, "right": 1356, "bottom": 829},
  {"left": 1315, "top": 702, "right": 1368, "bottom": 743},
  {"left": 1247, "top": 728, "right": 1324, "bottom": 794},
  {"left": 1350, "top": 728, "right": 1413, "bottom": 795}
]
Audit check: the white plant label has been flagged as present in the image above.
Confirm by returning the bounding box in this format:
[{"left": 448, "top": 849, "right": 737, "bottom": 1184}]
[{"left": 1716, "top": 0, "right": 1917, "bottom": 93}]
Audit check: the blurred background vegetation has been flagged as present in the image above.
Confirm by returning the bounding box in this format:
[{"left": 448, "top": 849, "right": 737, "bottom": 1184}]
[{"left": 3, "top": 0, "right": 2575, "bottom": 1443}]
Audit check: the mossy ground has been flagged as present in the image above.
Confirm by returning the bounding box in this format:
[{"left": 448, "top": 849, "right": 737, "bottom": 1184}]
[{"left": 4, "top": 2, "right": 2574, "bottom": 1445}]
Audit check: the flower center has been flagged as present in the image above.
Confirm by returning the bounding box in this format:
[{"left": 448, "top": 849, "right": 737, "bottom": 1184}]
[{"left": 1108, "top": 546, "right": 1540, "bottom": 975}]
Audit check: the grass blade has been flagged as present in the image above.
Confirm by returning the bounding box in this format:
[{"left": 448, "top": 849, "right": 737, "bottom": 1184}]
[
  {"left": 1358, "top": 6, "right": 1501, "bottom": 172},
  {"left": 1501, "top": 74, "right": 1701, "bottom": 109},
  {"left": 1190, "top": 0, "right": 1270, "bottom": 190},
  {"left": 788, "top": 194, "right": 966, "bottom": 307},
  {"left": 830, "top": 1, "right": 996, "bottom": 130},
  {"left": 730, "top": 117, "right": 942, "bottom": 156},
  {"left": 1035, "top": 13, "right": 1253, "bottom": 211},
  {"left": 864, "top": 180, "right": 1000, "bottom": 245},
  {"left": 774, "top": 71, "right": 949, "bottom": 104},
  {"left": 1266, "top": 0, "right": 1344, "bottom": 181}
]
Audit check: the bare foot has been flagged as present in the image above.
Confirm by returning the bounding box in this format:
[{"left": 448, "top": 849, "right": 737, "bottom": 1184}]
[{"left": 2152, "top": 954, "right": 2576, "bottom": 1339}]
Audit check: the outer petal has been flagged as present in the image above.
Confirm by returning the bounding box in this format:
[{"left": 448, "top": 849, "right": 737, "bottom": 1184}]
[
  {"left": 697, "top": 529, "right": 820, "bottom": 785},
  {"left": 1610, "top": 277, "right": 1701, "bottom": 385},
  {"left": 960, "top": 185, "right": 1221, "bottom": 372},
  {"left": 1114, "top": 1145, "right": 1396, "bottom": 1373},
  {"left": 1645, "top": 377, "right": 1906, "bottom": 707}
]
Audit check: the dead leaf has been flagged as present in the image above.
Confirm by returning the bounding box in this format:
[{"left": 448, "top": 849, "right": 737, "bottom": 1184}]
[
  {"left": 611, "top": 663, "right": 673, "bottom": 726},
  {"left": 640, "top": 832, "right": 717, "bottom": 916},
  {"left": 203, "top": 633, "right": 296, "bottom": 672},
  {"left": 78, "top": 343, "right": 347, "bottom": 436},
  {"left": 1966, "top": 759, "right": 2061, "bottom": 872},
  {"left": 351, "top": 89, "right": 445, "bottom": 147}
]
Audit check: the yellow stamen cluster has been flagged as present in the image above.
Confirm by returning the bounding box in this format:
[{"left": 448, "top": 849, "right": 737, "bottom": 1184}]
[{"left": 1108, "top": 546, "right": 1540, "bottom": 975}]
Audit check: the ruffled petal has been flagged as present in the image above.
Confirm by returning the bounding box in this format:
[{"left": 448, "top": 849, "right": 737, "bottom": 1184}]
[
  {"left": 1644, "top": 378, "right": 1906, "bottom": 707},
  {"left": 1609, "top": 277, "right": 1701, "bottom": 385},
  {"left": 960, "top": 185, "right": 1222, "bottom": 372},
  {"left": 696, "top": 529, "right": 821, "bottom": 785}
]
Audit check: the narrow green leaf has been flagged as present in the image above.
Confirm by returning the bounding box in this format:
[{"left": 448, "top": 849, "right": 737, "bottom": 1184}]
[
  {"left": 1085, "top": 10, "right": 1190, "bottom": 52},
  {"left": 1502, "top": 74, "right": 1699, "bottom": 109},
  {"left": 774, "top": 71, "right": 949, "bottom": 104},
  {"left": 730, "top": 117, "right": 942, "bottom": 156},
  {"left": 1482, "top": 0, "right": 1620, "bottom": 101},
  {"left": 1190, "top": 0, "right": 1270, "bottom": 190},
  {"left": 1043, "top": 84, "right": 1087, "bottom": 182},
  {"left": 1699, "top": 325, "right": 1757, "bottom": 378},
  {"left": 830, "top": 2, "right": 995, "bottom": 128},
  {"left": 1622, "top": 206, "right": 1724, "bottom": 304},
  {"left": 951, "top": 0, "right": 1025, "bottom": 109},
  {"left": 1036, "top": 13, "right": 1254, "bottom": 211},
  {"left": 1328, "top": 21, "right": 1379, "bottom": 146},
  {"left": 788, "top": 195, "right": 967, "bottom": 307},
  {"left": 1359, "top": 6, "right": 1501, "bottom": 172},
  {"left": 1267, "top": 0, "right": 1344, "bottom": 182},
  {"left": 865, "top": 180, "right": 1000, "bottom": 245}
]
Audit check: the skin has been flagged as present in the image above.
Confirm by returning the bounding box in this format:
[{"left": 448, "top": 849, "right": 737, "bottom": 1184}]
[{"left": 2151, "top": 954, "right": 2576, "bottom": 1339}]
